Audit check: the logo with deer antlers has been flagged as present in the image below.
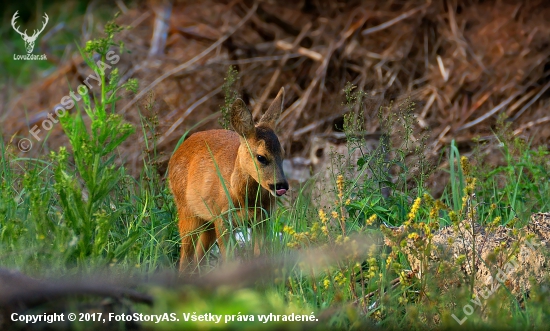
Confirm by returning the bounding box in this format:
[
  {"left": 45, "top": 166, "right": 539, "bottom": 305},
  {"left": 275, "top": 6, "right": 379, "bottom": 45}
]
[{"left": 11, "top": 11, "right": 49, "bottom": 54}]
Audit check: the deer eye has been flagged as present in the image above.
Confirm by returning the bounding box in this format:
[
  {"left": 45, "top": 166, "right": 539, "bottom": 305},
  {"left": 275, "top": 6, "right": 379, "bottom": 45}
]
[{"left": 256, "top": 155, "right": 269, "bottom": 165}]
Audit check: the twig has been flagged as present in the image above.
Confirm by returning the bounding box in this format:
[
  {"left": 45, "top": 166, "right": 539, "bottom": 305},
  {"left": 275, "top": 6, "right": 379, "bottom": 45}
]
[
  {"left": 458, "top": 90, "right": 523, "bottom": 131},
  {"left": 457, "top": 91, "right": 491, "bottom": 128},
  {"left": 292, "top": 113, "right": 347, "bottom": 138},
  {"left": 220, "top": 53, "right": 301, "bottom": 65},
  {"left": 430, "top": 124, "right": 450, "bottom": 153},
  {"left": 119, "top": 2, "right": 259, "bottom": 114},
  {"left": 506, "top": 88, "right": 537, "bottom": 117},
  {"left": 361, "top": 4, "right": 428, "bottom": 36},
  {"left": 513, "top": 116, "right": 550, "bottom": 136},
  {"left": 418, "top": 91, "right": 435, "bottom": 128},
  {"left": 510, "top": 80, "right": 550, "bottom": 121},
  {"left": 275, "top": 40, "right": 322, "bottom": 62},
  {"left": 436, "top": 55, "right": 449, "bottom": 82}
]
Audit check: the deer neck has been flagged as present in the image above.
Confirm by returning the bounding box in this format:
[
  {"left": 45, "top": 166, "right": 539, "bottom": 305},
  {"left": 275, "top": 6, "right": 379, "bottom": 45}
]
[{"left": 230, "top": 151, "right": 262, "bottom": 204}]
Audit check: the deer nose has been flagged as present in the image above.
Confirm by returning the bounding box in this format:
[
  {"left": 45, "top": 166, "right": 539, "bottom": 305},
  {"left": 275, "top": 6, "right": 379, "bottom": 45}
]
[{"left": 270, "top": 182, "right": 289, "bottom": 196}]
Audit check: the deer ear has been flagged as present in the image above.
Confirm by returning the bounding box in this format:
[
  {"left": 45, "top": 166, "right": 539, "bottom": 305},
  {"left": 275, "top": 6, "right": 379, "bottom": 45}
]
[
  {"left": 230, "top": 99, "right": 255, "bottom": 138},
  {"left": 258, "top": 87, "right": 284, "bottom": 130}
]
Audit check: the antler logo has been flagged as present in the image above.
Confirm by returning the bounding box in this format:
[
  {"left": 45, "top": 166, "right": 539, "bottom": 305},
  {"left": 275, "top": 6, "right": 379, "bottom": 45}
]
[{"left": 11, "top": 11, "right": 49, "bottom": 54}]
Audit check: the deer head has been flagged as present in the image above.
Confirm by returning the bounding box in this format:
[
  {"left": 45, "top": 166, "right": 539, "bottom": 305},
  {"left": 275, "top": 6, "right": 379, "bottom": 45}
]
[
  {"left": 11, "top": 11, "right": 49, "bottom": 54},
  {"left": 231, "top": 87, "right": 289, "bottom": 197}
]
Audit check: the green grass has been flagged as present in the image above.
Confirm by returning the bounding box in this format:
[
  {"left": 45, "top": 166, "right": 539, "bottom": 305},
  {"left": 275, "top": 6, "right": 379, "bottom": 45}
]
[{"left": 1, "top": 18, "right": 550, "bottom": 331}]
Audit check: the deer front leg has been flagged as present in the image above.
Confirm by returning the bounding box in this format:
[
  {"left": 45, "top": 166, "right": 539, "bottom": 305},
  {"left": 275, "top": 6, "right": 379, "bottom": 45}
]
[
  {"left": 194, "top": 226, "right": 217, "bottom": 266},
  {"left": 214, "top": 217, "right": 231, "bottom": 260},
  {"left": 252, "top": 219, "right": 267, "bottom": 257},
  {"left": 239, "top": 206, "right": 268, "bottom": 257},
  {"left": 214, "top": 206, "right": 270, "bottom": 261}
]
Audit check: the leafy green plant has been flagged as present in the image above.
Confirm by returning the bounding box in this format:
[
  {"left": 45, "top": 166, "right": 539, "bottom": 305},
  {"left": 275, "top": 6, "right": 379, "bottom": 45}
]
[
  {"left": 340, "top": 82, "right": 433, "bottom": 227},
  {"left": 471, "top": 116, "right": 549, "bottom": 224},
  {"left": 48, "top": 19, "right": 138, "bottom": 265}
]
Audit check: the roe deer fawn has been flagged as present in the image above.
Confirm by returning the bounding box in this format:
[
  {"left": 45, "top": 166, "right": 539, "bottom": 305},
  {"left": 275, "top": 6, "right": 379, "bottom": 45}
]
[{"left": 168, "top": 87, "right": 289, "bottom": 271}]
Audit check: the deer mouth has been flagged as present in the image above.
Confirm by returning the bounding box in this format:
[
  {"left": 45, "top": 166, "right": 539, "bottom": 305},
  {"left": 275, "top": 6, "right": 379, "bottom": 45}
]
[
  {"left": 276, "top": 188, "right": 287, "bottom": 196},
  {"left": 269, "top": 182, "right": 289, "bottom": 197}
]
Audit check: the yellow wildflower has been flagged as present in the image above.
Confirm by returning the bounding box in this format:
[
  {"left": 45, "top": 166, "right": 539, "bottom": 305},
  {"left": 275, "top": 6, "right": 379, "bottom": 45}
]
[
  {"left": 423, "top": 193, "right": 434, "bottom": 207},
  {"left": 460, "top": 156, "right": 471, "bottom": 176},
  {"left": 407, "top": 197, "right": 422, "bottom": 221},
  {"left": 319, "top": 209, "right": 328, "bottom": 224},
  {"left": 283, "top": 225, "right": 295, "bottom": 235},
  {"left": 336, "top": 175, "right": 344, "bottom": 200},
  {"left": 408, "top": 232, "right": 419, "bottom": 240},
  {"left": 366, "top": 213, "right": 377, "bottom": 226},
  {"left": 449, "top": 211, "right": 459, "bottom": 224}
]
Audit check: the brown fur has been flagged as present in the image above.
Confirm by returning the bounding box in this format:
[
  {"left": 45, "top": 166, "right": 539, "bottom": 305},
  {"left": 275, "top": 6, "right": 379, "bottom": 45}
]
[{"left": 168, "top": 88, "right": 288, "bottom": 271}]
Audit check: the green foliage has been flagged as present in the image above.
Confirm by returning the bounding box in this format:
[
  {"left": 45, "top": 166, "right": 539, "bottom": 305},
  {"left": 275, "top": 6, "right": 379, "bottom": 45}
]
[
  {"left": 341, "top": 82, "right": 433, "bottom": 227},
  {"left": 464, "top": 116, "right": 550, "bottom": 225},
  {"left": 219, "top": 65, "right": 240, "bottom": 130},
  {"left": 0, "top": 18, "right": 177, "bottom": 275},
  {"left": 49, "top": 19, "right": 136, "bottom": 264},
  {"left": 278, "top": 82, "right": 550, "bottom": 331}
]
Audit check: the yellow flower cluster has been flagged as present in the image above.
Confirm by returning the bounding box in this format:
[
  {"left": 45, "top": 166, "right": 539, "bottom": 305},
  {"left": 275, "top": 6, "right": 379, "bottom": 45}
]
[
  {"left": 465, "top": 177, "right": 477, "bottom": 196},
  {"left": 284, "top": 226, "right": 314, "bottom": 248},
  {"left": 459, "top": 156, "right": 478, "bottom": 221},
  {"left": 366, "top": 213, "right": 377, "bottom": 226},
  {"left": 407, "top": 232, "right": 420, "bottom": 240},
  {"left": 424, "top": 193, "right": 434, "bottom": 206},
  {"left": 333, "top": 271, "right": 347, "bottom": 287},
  {"left": 385, "top": 251, "right": 397, "bottom": 268},
  {"left": 283, "top": 225, "right": 295, "bottom": 235},
  {"left": 319, "top": 209, "right": 328, "bottom": 224},
  {"left": 285, "top": 207, "right": 342, "bottom": 248},
  {"left": 460, "top": 155, "right": 471, "bottom": 176},
  {"left": 406, "top": 197, "right": 422, "bottom": 224},
  {"left": 336, "top": 174, "right": 345, "bottom": 200},
  {"left": 365, "top": 257, "right": 378, "bottom": 279},
  {"left": 449, "top": 210, "right": 459, "bottom": 224},
  {"left": 319, "top": 208, "right": 329, "bottom": 235},
  {"left": 335, "top": 235, "right": 350, "bottom": 244}
]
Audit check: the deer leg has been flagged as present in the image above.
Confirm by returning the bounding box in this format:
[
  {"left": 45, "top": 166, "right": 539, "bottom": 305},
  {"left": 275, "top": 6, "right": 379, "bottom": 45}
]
[
  {"left": 252, "top": 218, "right": 268, "bottom": 257},
  {"left": 178, "top": 213, "right": 203, "bottom": 272},
  {"left": 214, "top": 218, "right": 231, "bottom": 260},
  {"left": 234, "top": 207, "right": 268, "bottom": 258},
  {"left": 194, "top": 225, "right": 216, "bottom": 265}
]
